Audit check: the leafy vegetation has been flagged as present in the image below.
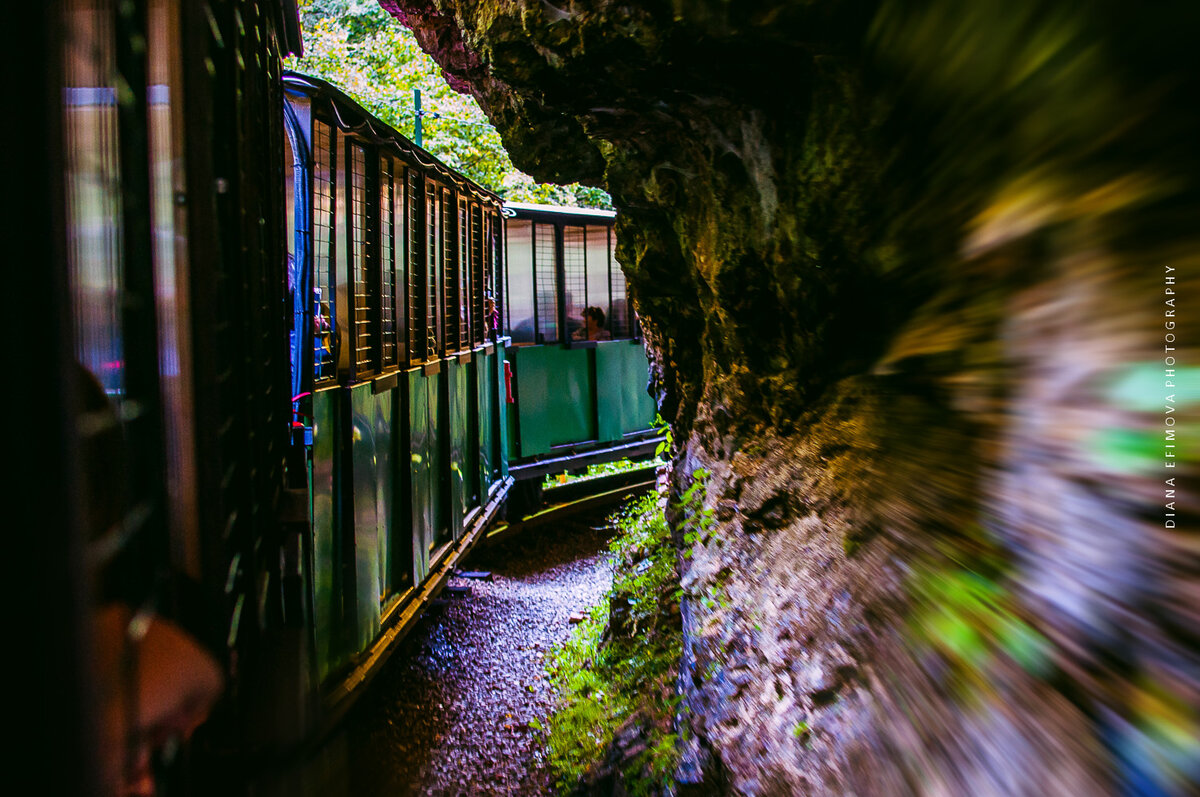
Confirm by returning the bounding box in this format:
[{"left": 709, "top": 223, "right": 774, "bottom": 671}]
[
  {"left": 542, "top": 457, "right": 664, "bottom": 490},
  {"left": 289, "top": 0, "right": 611, "bottom": 207},
  {"left": 651, "top": 412, "right": 673, "bottom": 459},
  {"left": 541, "top": 492, "right": 683, "bottom": 795}
]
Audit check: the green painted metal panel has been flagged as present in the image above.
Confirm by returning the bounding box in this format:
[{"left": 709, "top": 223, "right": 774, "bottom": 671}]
[
  {"left": 310, "top": 387, "right": 341, "bottom": 681},
  {"left": 407, "top": 369, "right": 432, "bottom": 583},
  {"left": 496, "top": 342, "right": 509, "bottom": 478},
  {"left": 512, "top": 345, "right": 596, "bottom": 457},
  {"left": 428, "top": 370, "right": 450, "bottom": 549},
  {"left": 445, "top": 359, "right": 467, "bottom": 541},
  {"left": 464, "top": 358, "right": 481, "bottom": 512},
  {"left": 379, "top": 383, "right": 412, "bottom": 599},
  {"left": 596, "top": 340, "right": 656, "bottom": 441},
  {"left": 477, "top": 351, "right": 495, "bottom": 494},
  {"left": 350, "top": 384, "right": 381, "bottom": 653},
  {"left": 505, "top": 348, "right": 520, "bottom": 461}
]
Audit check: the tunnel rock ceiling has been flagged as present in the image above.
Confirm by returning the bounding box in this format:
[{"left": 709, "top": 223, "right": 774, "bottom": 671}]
[{"left": 382, "top": 1, "right": 1199, "bottom": 794}]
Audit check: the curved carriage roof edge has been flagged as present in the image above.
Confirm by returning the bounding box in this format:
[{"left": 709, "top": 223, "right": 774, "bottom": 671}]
[
  {"left": 283, "top": 70, "right": 502, "bottom": 206},
  {"left": 502, "top": 201, "right": 617, "bottom": 222}
]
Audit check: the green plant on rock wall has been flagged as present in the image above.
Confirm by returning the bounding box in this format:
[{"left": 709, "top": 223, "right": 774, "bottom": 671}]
[
  {"left": 678, "top": 468, "right": 714, "bottom": 559},
  {"left": 542, "top": 493, "right": 683, "bottom": 795}
]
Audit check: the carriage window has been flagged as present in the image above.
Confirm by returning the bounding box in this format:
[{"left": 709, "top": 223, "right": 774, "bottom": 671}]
[
  {"left": 380, "top": 157, "right": 396, "bottom": 368},
  {"left": 312, "top": 119, "right": 336, "bottom": 382},
  {"left": 562, "top": 226, "right": 587, "bottom": 341},
  {"left": 394, "top": 166, "right": 407, "bottom": 362},
  {"left": 407, "top": 169, "right": 424, "bottom": 361},
  {"left": 534, "top": 223, "right": 559, "bottom": 343},
  {"left": 442, "top": 189, "right": 458, "bottom": 353},
  {"left": 425, "top": 182, "right": 442, "bottom": 358},
  {"left": 586, "top": 225, "right": 611, "bottom": 338},
  {"left": 333, "top": 135, "right": 350, "bottom": 377},
  {"left": 491, "top": 212, "right": 503, "bottom": 336},
  {"left": 505, "top": 219, "right": 534, "bottom": 343},
  {"left": 457, "top": 197, "right": 471, "bottom": 350},
  {"left": 349, "top": 143, "right": 376, "bottom": 377},
  {"left": 470, "top": 205, "right": 484, "bottom": 345},
  {"left": 608, "top": 228, "right": 630, "bottom": 338}
]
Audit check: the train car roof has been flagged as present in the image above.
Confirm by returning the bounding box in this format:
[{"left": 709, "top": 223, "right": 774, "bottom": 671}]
[
  {"left": 502, "top": 202, "right": 617, "bottom": 223},
  {"left": 283, "top": 71, "right": 501, "bottom": 206}
]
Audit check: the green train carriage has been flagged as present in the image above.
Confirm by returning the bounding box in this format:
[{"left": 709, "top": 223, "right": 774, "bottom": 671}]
[
  {"left": 501, "top": 203, "right": 660, "bottom": 487},
  {"left": 282, "top": 72, "right": 513, "bottom": 725}
]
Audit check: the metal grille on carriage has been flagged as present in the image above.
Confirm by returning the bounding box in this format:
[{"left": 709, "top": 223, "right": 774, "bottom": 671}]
[
  {"left": 562, "top": 226, "right": 587, "bottom": 340},
  {"left": 534, "top": 223, "right": 558, "bottom": 343},
  {"left": 313, "top": 119, "right": 336, "bottom": 381},
  {"left": 471, "top": 205, "right": 484, "bottom": 344},
  {"left": 607, "top": 227, "right": 630, "bottom": 338},
  {"left": 350, "top": 143, "right": 376, "bottom": 376},
  {"left": 442, "top": 187, "right": 459, "bottom": 353},
  {"left": 380, "top": 157, "right": 397, "bottom": 368},
  {"left": 426, "top": 183, "right": 441, "bottom": 358},
  {"left": 408, "top": 169, "right": 424, "bottom": 361},
  {"left": 458, "top": 197, "right": 471, "bottom": 349}
]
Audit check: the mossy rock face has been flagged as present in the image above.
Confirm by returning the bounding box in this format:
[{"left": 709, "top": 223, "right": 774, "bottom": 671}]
[{"left": 384, "top": 1, "right": 1200, "bottom": 793}]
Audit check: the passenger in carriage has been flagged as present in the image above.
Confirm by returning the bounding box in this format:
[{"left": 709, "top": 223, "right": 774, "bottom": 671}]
[{"left": 572, "top": 306, "right": 612, "bottom": 341}]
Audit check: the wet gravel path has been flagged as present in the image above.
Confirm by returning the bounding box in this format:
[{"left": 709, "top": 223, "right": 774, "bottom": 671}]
[{"left": 335, "top": 514, "right": 614, "bottom": 796}]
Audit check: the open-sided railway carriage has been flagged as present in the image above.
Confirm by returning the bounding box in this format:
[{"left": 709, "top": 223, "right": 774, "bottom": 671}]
[
  {"left": 281, "top": 72, "right": 515, "bottom": 709},
  {"left": 502, "top": 203, "right": 660, "bottom": 485},
  {"left": 35, "top": 3, "right": 658, "bottom": 790}
]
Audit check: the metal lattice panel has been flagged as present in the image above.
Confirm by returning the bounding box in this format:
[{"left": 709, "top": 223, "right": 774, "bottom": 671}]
[
  {"left": 563, "top": 225, "right": 586, "bottom": 340},
  {"left": 313, "top": 120, "right": 336, "bottom": 381},
  {"left": 457, "top": 197, "right": 470, "bottom": 349},
  {"left": 408, "top": 169, "right": 424, "bottom": 361},
  {"left": 426, "top": 184, "right": 441, "bottom": 357},
  {"left": 535, "top": 223, "right": 558, "bottom": 343},
  {"left": 380, "top": 157, "right": 396, "bottom": 367},
  {"left": 350, "top": 144, "right": 374, "bottom": 375},
  {"left": 471, "top": 204, "right": 484, "bottom": 344}
]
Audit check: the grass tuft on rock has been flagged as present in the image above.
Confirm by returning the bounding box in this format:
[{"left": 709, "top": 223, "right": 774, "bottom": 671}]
[{"left": 542, "top": 490, "right": 683, "bottom": 795}]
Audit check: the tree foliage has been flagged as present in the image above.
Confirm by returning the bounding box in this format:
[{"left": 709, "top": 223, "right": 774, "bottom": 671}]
[{"left": 289, "top": 0, "right": 612, "bottom": 208}]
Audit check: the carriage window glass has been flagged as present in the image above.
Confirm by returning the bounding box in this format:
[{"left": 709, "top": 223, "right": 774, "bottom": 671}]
[
  {"left": 491, "top": 212, "right": 503, "bottom": 334},
  {"left": 380, "top": 157, "right": 397, "bottom": 368},
  {"left": 441, "top": 188, "right": 458, "bottom": 353},
  {"left": 395, "top": 164, "right": 407, "bottom": 362},
  {"left": 425, "top": 182, "right": 442, "bottom": 358},
  {"left": 607, "top": 227, "right": 630, "bottom": 338},
  {"left": 470, "top": 205, "right": 484, "bottom": 344},
  {"left": 64, "top": 7, "right": 125, "bottom": 397},
  {"left": 534, "top": 223, "right": 559, "bottom": 343},
  {"left": 586, "top": 225, "right": 611, "bottom": 338},
  {"left": 457, "top": 197, "right": 471, "bottom": 350},
  {"left": 505, "top": 219, "right": 534, "bottom": 343},
  {"left": 486, "top": 212, "right": 498, "bottom": 336},
  {"left": 562, "top": 225, "right": 587, "bottom": 342},
  {"left": 312, "top": 119, "right": 336, "bottom": 381},
  {"left": 334, "top": 138, "right": 351, "bottom": 377},
  {"left": 407, "top": 169, "right": 424, "bottom": 360},
  {"left": 349, "top": 143, "right": 375, "bottom": 376}
]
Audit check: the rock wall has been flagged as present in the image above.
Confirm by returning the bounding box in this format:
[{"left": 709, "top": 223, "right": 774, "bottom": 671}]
[{"left": 381, "top": 1, "right": 1199, "bottom": 794}]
